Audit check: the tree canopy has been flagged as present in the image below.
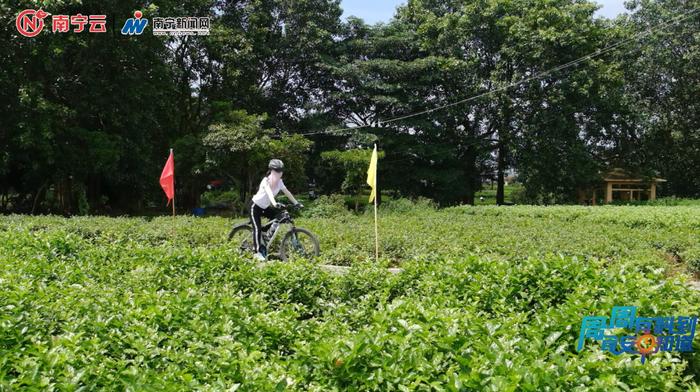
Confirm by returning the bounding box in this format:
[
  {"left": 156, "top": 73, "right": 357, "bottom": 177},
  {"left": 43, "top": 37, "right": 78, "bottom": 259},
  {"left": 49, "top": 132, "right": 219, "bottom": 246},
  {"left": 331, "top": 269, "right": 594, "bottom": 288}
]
[{"left": 1, "top": 0, "right": 698, "bottom": 214}]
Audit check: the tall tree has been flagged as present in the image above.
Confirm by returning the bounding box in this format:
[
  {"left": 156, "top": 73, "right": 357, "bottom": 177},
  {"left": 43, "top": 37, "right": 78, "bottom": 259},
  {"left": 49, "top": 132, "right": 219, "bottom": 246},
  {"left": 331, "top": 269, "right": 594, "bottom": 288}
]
[
  {"left": 0, "top": 0, "right": 181, "bottom": 214},
  {"left": 619, "top": 0, "right": 700, "bottom": 196},
  {"left": 210, "top": 0, "right": 343, "bottom": 129},
  {"left": 317, "top": 13, "right": 493, "bottom": 205}
]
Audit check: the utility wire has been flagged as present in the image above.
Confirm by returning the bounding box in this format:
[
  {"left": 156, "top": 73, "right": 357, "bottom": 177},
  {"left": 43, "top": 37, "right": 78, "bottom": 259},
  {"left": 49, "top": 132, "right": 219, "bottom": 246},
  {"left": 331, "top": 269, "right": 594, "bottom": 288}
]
[
  {"left": 380, "top": 39, "right": 653, "bottom": 165},
  {"left": 296, "top": 8, "right": 699, "bottom": 138}
]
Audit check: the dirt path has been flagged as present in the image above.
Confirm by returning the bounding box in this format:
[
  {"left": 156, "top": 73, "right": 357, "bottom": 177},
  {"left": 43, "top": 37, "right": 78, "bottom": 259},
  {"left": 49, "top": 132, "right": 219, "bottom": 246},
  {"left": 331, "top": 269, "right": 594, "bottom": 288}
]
[
  {"left": 319, "top": 264, "right": 404, "bottom": 275},
  {"left": 256, "top": 262, "right": 404, "bottom": 275}
]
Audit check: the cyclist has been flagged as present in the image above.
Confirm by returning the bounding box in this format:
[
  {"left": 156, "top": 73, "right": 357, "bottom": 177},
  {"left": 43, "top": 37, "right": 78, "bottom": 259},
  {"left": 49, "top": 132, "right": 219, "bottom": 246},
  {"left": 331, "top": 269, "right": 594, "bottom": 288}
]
[{"left": 250, "top": 159, "right": 303, "bottom": 261}]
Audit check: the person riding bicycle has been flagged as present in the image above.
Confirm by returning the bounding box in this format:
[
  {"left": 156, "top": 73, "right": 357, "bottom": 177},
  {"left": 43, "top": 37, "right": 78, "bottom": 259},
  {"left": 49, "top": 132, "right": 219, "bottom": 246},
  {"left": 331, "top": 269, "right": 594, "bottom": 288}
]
[{"left": 250, "top": 159, "right": 303, "bottom": 261}]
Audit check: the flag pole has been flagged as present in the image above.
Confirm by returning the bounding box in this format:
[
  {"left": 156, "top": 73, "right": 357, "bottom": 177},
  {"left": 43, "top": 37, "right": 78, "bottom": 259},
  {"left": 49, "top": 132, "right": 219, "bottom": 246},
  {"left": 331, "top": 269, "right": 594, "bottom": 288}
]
[
  {"left": 170, "top": 148, "right": 175, "bottom": 237},
  {"left": 367, "top": 143, "right": 379, "bottom": 263},
  {"left": 374, "top": 182, "right": 378, "bottom": 263},
  {"left": 373, "top": 144, "right": 379, "bottom": 262}
]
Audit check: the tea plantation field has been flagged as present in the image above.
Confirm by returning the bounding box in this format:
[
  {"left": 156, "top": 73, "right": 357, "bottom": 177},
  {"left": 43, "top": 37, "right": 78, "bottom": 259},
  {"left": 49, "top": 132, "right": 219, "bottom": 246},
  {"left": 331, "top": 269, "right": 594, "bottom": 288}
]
[{"left": 2, "top": 205, "right": 700, "bottom": 390}]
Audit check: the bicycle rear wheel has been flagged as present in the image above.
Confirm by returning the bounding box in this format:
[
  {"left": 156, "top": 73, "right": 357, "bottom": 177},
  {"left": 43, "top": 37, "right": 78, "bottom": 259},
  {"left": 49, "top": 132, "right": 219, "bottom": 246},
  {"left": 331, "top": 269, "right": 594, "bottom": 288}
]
[
  {"left": 228, "top": 224, "right": 254, "bottom": 254},
  {"left": 279, "top": 228, "right": 320, "bottom": 261}
]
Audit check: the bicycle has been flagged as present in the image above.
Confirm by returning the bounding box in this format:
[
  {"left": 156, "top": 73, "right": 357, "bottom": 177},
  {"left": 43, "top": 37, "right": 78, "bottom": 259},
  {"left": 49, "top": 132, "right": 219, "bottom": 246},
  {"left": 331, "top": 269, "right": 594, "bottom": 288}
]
[{"left": 227, "top": 203, "right": 320, "bottom": 261}]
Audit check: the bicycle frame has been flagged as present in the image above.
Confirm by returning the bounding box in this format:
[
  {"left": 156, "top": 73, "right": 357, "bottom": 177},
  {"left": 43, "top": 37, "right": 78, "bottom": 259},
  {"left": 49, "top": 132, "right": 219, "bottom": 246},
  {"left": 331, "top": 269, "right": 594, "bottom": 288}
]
[
  {"left": 260, "top": 209, "right": 295, "bottom": 249},
  {"left": 264, "top": 222, "right": 282, "bottom": 247}
]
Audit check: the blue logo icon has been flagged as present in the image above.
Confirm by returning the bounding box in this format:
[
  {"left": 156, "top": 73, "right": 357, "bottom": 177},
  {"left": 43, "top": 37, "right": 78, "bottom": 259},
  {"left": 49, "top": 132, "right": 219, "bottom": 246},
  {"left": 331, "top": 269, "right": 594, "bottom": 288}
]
[
  {"left": 121, "top": 11, "right": 148, "bottom": 35},
  {"left": 578, "top": 305, "right": 698, "bottom": 364}
]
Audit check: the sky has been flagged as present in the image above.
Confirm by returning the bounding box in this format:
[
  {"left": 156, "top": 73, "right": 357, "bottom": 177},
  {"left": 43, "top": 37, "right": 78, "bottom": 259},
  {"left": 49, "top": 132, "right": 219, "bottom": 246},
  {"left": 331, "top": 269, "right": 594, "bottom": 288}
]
[{"left": 341, "top": 0, "right": 629, "bottom": 25}]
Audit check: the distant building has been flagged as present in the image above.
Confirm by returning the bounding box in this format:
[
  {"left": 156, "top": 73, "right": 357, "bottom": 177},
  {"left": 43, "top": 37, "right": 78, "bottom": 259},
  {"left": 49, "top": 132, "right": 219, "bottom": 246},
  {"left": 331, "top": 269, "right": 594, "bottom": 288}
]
[
  {"left": 578, "top": 168, "right": 667, "bottom": 205},
  {"left": 505, "top": 169, "right": 518, "bottom": 186},
  {"left": 482, "top": 169, "right": 518, "bottom": 187}
]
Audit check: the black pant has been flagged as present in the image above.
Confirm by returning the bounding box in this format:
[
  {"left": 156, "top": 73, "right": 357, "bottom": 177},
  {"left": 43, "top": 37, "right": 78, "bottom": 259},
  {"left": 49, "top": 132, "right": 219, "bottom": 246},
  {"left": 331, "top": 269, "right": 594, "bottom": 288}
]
[{"left": 250, "top": 201, "right": 277, "bottom": 254}]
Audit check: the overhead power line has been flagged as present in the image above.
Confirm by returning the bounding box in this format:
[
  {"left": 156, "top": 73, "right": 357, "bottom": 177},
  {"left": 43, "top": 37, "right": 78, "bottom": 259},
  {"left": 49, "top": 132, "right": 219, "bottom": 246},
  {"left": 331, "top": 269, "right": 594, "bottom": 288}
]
[{"left": 296, "top": 8, "right": 699, "bottom": 138}]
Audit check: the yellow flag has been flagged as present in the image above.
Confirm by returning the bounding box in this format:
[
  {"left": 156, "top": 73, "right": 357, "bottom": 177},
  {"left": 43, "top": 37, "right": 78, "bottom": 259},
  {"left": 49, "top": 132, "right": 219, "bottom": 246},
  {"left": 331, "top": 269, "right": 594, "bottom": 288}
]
[{"left": 367, "top": 144, "right": 378, "bottom": 203}]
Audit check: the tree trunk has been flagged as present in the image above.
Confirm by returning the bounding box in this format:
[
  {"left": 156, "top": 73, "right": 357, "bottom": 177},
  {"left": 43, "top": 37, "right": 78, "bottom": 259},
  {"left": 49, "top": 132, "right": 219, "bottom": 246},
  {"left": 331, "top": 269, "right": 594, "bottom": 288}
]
[
  {"left": 463, "top": 145, "right": 477, "bottom": 205},
  {"left": 87, "top": 174, "right": 101, "bottom": 212},
  {"left": 31, "top": 182, "right": 49, "bottom": 215},
  {"left": 496, "top": 140, "right": 506, "bottom": 206},
  {"left": 193, "top": 183, "right": 202, "bottom": 209},
  {"left": 247, "top": 174, "right": 253, "bottom": 204},
  {"left": 63, "top": 177, "right": 73, "bottom": 216}
]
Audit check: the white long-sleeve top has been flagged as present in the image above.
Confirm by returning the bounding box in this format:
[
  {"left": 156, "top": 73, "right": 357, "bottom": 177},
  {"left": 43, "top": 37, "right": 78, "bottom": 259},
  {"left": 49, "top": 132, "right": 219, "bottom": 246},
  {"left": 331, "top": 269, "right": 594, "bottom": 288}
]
[{"left": 252, "top": 176, "right": 298, "bottom": 209}]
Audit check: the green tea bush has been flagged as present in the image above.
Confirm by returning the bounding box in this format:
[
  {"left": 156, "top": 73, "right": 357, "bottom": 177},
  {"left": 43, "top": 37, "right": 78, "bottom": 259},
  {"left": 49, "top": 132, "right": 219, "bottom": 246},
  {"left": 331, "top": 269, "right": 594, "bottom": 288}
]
[
  {"left": 614, "top": 197, "right": 700, "bottom": 207},
  {"left": 684, "top": 247, "right": 700, "bottom": 274},
  {"left": 375, "top": 197, "right": 437, "bottom": 214},
  {"left": 201, "top": 189, "right": 241, "bottom": 209},
  {"left": 1, "top": 206, "right": 700, "bottom": 390},
  {"left": 304, "top": 194, "right": 350, "bottom": 218}
]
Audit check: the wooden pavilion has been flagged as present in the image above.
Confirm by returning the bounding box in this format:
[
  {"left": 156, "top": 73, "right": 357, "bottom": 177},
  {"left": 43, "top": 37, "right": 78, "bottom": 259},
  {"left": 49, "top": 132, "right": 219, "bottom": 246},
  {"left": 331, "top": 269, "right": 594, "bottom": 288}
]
[{"left": 578, "top": 168, "right": 667, "bottom": 205}]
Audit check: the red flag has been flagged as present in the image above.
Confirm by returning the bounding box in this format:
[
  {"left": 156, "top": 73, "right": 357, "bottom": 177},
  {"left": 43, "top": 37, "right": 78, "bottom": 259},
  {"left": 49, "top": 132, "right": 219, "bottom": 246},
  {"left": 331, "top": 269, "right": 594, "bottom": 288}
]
[{"left": 160, "top": 150, "right": 174, "bottom": 205}]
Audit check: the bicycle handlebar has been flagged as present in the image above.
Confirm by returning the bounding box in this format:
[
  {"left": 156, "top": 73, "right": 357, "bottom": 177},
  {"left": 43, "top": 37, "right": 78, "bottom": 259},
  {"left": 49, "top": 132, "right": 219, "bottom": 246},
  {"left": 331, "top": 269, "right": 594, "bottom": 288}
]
[{"left": 275, "top": 202, "right": 303, "bottom": 210}]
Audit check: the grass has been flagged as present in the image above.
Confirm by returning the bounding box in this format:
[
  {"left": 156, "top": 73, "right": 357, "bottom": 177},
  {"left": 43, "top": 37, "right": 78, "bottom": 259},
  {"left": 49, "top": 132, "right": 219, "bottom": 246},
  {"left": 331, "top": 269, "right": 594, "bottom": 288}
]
[{"left": 474, "top": 183, "right": 522, "bottom": 205}]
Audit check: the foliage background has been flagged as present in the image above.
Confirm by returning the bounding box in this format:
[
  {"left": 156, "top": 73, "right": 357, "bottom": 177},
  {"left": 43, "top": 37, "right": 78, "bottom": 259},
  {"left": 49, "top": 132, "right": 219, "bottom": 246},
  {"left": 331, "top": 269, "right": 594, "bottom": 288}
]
[{"left": 0, "top": 0, "right": 698, "bottom": 214}]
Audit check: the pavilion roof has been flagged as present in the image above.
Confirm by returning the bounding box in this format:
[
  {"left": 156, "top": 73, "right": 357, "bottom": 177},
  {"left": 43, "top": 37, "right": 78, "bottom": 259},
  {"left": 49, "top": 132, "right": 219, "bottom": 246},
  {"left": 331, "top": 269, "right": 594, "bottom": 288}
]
[{"left": 602, "top": 168, "right": 667, "bottom": 182}]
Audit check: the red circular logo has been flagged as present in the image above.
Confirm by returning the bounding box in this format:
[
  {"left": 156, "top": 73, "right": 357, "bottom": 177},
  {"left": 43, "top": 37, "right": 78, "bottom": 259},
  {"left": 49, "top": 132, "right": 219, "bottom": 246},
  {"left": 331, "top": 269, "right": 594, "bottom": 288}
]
[
  {"left": 134, "top": 11, "right": 143, "bottom": 19},
  {"left": 635, "top": 333, "right": 657, "bottom": 355},
  {"left": 16, "top": 9, "right": 49, "bottom": 38}
]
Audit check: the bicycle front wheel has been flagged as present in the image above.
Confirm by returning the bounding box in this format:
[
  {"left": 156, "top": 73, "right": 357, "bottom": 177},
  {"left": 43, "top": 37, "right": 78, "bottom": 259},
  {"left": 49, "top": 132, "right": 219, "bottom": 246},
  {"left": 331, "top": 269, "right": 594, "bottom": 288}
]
[{"left": 279, "top": 228, "right": 320, "bottom": 261}]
